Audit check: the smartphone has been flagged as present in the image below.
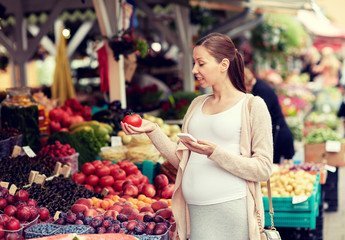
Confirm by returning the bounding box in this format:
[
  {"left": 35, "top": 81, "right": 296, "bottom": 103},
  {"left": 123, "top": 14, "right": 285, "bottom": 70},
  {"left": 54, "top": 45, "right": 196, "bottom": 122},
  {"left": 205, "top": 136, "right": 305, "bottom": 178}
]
[{"left": 177, "top": 133, "right": 197, "bottom": 142}]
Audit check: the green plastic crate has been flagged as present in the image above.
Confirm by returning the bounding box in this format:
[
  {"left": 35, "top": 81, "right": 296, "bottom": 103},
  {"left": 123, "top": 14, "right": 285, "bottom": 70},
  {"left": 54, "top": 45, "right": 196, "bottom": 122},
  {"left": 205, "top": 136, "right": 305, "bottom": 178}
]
[
  {"left": 263, "top": 173, "right": 321, "bottom": 212},
  {"left": 135, "top": 160, "right": 161, "bottom": 184},
  {"left": 263, "top": 173, "right": 321, "bottom": 229},
  {"left": 264, "top": 210, "right": 319, "bottom": 229}
]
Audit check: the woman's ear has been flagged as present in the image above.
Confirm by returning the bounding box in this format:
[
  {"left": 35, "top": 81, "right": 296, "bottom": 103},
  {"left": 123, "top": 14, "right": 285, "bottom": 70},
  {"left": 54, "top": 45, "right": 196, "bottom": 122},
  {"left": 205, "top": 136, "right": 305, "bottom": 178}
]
[{"left": 220, "top": 58, "right": 230, "bottom": 72}]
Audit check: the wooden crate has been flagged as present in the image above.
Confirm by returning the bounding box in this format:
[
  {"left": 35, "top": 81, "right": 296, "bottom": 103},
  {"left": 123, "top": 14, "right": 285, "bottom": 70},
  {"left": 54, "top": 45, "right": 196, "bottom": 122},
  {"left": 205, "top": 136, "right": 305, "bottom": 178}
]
[{"left": 304, "top": 143, "right": 345, "bottom": 167}]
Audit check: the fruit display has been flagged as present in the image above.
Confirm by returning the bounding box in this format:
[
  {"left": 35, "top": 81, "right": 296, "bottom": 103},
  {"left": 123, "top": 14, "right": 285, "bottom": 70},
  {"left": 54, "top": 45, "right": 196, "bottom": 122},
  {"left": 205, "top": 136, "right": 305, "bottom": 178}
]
[
  {"left": 69, "top": 121, "right": 112, "bottom": 160},
  {"left": 36, "top": 141, "right": 77, "bottom": 172},
  {"left": 0, "top": 187, "right": 52, "bottom": 240},
  {"left": 53, "top": 194, "right": 174, "bottom": 237},
  {"left": 72, "top": 160, "right": 174, "bottom": 200},
  {"left": 0, "top": 156, "right": 54, "bottom": 188},
  {"left": 261, "top": 169, "right": 317, "bottom": 197},
  {"left": 23, "top": 175, "right": 103, "bottom": 214},
  {"left": 48, "top": 98, "right": 92, "bottom": 134}
]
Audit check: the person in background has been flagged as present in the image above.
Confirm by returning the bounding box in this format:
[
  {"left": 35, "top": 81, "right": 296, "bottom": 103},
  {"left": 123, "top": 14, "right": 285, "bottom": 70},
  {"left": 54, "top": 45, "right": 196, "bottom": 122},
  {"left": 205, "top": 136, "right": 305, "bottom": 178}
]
[
  {"left": 301, "top": 46, "right": 321, "bottom": 82},
  {"left": 313, "top": 47, "right": 342, "bottom": 87},
  {"left": 244, "top": 67, "right": 295, "bottom": 164},
  {"left": 122, "top": 32, "right": 273, "bottom": 240}
]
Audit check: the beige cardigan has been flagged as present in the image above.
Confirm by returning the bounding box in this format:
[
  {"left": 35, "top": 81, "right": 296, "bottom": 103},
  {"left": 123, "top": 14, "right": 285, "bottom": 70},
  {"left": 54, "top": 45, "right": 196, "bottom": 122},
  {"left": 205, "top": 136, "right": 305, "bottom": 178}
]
[{"left": 147, "top": 94, "right": 273, "bottom": 240}]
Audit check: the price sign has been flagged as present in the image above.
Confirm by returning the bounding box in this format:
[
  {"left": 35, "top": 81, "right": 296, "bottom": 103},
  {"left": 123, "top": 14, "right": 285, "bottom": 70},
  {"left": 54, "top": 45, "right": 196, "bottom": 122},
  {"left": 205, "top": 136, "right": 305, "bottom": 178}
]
[
  {"left": 325, "top": 165, "right": 337, "bottom": 173},
  {"left": 292, "top": 196, "right": 308, "bottom": 204},
  {"left": 111, "top": 136, "right": 122, "bottom": 147},
  {"left": 325, "top": 141, "right": 341, "bottom": 153},
  {"left": 22, "top": 146, "right": 36, "bottom": 158}
]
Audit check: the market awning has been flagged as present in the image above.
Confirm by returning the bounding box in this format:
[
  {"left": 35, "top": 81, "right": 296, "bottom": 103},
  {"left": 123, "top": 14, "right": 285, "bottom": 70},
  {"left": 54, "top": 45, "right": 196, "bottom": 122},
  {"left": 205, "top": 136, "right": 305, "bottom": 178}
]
[{"left": 297, "top": 10, "right": 345, "bottom": 38}]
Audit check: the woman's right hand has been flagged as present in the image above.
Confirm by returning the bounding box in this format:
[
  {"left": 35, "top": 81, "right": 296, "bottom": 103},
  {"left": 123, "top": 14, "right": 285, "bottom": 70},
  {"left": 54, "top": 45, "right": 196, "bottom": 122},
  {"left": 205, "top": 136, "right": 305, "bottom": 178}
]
[{"left": 121, "top": 119, "right": 157, "bottom": 135}]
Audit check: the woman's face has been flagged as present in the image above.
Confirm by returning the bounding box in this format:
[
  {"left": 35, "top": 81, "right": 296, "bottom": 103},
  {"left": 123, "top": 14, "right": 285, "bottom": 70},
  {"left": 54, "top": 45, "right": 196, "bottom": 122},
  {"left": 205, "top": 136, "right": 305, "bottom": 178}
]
[{"left": 192, "top": 46, "right": 222, "bottom": 89}]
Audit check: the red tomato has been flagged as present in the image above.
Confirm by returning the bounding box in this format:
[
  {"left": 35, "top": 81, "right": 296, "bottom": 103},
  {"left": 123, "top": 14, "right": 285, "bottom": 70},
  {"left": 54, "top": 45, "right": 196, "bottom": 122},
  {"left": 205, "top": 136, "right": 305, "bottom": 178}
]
[
  {"left": 111, "top": 168, "right": 126, "bottom": 180},
  {"left": 102, "top": 160, "right": 113, "bottom": 166},
  {"left": 123, "top": 114, "right": 142, "bottom": 127},
  {"left": 117, "top": 160, "right": 130, "bottom": 169},
  {"left": 95, "top": 165, "right": 111, "bottom": 177},
  {"left": 81, "top": 163, "right": 96, "bottom": 175},
  {"left": 122, "top": 164, "right": 139, "bottom": 175},
  {"left": 113, "top": 180, "right": 125, "bottom": 192},
  {"left": 99, "top": 175, "right": 115, "bottom": 187},
  {"left": 108, "top": 164, "right": 120, "bottom": 172},
  {"left": 126, "top": 174, "right": 141, "bottom": 186},
  {"left": 84, "top": 184, "right": 94, "bottom": 191},
  {"left": 85, "top": 174, "right": 99, "bottom": 186},
  {"left": 72, "top": 172, "right": 86, "bottom": 184},
  {"left": 102, "top": 186, "right": 116, "bottom": 195},
  {"left": 92, "top": 160, "right": 103, "bottom": 168}
]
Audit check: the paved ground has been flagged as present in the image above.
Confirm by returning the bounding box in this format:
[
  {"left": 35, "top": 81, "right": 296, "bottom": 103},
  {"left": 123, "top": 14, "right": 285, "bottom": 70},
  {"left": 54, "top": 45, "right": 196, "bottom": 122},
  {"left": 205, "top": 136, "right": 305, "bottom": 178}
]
[{"left": 324, "top": 166, "right": 345, "bottom": 240}]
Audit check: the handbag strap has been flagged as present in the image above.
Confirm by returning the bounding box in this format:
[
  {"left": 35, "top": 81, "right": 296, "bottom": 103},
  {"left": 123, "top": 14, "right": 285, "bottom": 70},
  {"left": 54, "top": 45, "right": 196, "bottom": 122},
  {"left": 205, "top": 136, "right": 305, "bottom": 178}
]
[
  {"left": 266, "top": 179, "right": 276, "bottom": 230},
  {"left": 248, "top": 95, "right": 276, "bottom": 231}
]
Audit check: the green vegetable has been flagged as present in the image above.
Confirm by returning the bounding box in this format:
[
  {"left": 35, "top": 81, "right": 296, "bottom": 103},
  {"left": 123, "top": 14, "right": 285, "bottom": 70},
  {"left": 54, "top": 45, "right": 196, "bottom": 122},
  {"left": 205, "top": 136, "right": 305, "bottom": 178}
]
[
  {"left": 305, "top": 128, "right": 343, "bottom": 144},
  {"left": 74, "top": 129, "right": 108, "bottom": 160},
  {"left": 47, "top": 132, "right": 94, "bottom": 169}
]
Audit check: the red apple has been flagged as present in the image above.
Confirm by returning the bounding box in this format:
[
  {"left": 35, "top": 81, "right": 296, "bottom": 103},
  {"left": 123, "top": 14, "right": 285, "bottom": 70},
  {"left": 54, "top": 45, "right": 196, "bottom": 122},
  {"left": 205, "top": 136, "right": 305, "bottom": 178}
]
[
  {"left": 0, "top": 214, "right": 10, "bottom": 225},
  {"left": 104, "top": 210, "right": 119, "bottom": 219},
  {"left": 6, "top": 195, "right": 15, "bottom": 205},
  {"left": 26, "top": 199, "right": 37, "bottom": 208},
  {"left": 84, "top": 208, "right": 98, "bottom": 218},
  {"left": 0, "top": 224, "right": 4, "bottom": 238},
  {"left": 38, "top": 207, "right": 50, "bottom": 221},
  {"left": 141, "top": 184, "right": 156, "bottom": 198},
  {"left": 0, "top": 198, "right": 7, "bottom": 210},
  {"left": 5, "top": 218, "right": 20, "bottom": 230},
  {"left": 0, "top": 188, "right": 9, "bottom": 198},
  {"left": 123, "top": 184, "right": 138, "bottom": 197},
  {"left": 160, "top": 183, "right": 175, "bottom": 199},
  {"left": 74, "top": 198, "right": 91, "bottom": 208},
  {"left": 15, "top": 189, "right": 29, "bottom": 202},
  {"left": 16, "top": 206, "right": 31, "bottom": 221},
  {"left": 154, "top": 174, "right": 169, "bottom": 189},
  {"left": 4, "top": 205, "right": 17, "bottom": 217},
  {"left": 126, "top": 174, "right": 141, "bottom": 186},
  {"left": 28, "top": 206, "right": 39, "bottom": 221}
]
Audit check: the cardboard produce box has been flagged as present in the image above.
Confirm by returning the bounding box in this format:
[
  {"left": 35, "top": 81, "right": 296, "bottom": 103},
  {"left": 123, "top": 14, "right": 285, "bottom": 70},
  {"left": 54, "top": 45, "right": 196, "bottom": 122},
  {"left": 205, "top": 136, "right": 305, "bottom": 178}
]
[{"left": 304, "top": 142, "right": 345, "bottom": 167}]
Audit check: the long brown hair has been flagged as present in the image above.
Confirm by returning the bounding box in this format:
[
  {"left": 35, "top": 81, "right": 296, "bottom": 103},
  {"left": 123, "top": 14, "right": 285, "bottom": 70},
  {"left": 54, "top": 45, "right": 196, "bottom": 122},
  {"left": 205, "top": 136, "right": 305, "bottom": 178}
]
[{"left": 195, "top": 33, "right": 246, "bottom": 93}]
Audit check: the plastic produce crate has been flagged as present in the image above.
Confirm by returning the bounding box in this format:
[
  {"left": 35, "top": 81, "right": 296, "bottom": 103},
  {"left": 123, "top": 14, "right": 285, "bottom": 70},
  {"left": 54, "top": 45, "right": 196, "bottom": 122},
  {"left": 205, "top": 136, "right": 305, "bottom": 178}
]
[
  {"left": 135, "top": 160, "right": 161, "bottom": 184},
  {"left": 263, "top": 173, "right": 321, "bottom": 229}
]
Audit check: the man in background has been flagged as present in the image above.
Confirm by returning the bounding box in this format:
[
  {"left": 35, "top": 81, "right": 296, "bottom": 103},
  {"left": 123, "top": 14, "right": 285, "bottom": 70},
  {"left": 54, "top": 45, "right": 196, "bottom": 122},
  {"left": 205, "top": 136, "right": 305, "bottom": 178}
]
[{"left": 244, "top": 67, "right": 295, "bottom": 164}]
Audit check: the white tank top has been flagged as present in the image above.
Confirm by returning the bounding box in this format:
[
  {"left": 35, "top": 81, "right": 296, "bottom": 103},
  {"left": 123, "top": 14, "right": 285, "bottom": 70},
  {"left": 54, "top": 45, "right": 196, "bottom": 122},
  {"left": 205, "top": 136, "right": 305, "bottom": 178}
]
[{"left": 182, "top": 97, "right": 247, "bottom": 205}]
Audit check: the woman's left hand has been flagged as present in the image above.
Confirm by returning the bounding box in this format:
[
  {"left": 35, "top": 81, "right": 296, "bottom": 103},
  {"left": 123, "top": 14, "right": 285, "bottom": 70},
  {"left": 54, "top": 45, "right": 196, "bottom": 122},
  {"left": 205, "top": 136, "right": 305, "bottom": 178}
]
[{"left": 181, "top": 139, "right": 217, "bottom": 157}]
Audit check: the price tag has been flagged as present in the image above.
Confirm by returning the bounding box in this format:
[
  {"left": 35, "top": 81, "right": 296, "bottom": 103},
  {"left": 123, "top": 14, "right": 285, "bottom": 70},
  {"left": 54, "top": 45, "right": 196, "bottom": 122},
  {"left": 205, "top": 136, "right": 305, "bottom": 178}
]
[
  {"left": 54, "top": 211, "right": 62, "bottom": 220},
  {"left": 325, "top": 141, "right": 341, "bottom": 153},
  {"left": 9, "top": 184, "right": 17, "bottom": 195},
  {"left": 22, "top": 146, "right": 36, "bottom": 158},
  {"left": 29, "top": 171, "right": 39, "bottom": 184},
  {"left": 111, "top": 136, "right": 122, "bottom": 147},
  {"left": 292, "top": 196, "right": 308, "bottom": 204},
  {"left": 0, "top": 182, "right": 9, "bottom": 189},
  {"left": 325, "top": 164, "right": 337, "bottom": 173},
  {"left": 11, "top": 146, "right": 22, "bottom": 158}
]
